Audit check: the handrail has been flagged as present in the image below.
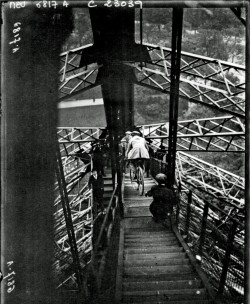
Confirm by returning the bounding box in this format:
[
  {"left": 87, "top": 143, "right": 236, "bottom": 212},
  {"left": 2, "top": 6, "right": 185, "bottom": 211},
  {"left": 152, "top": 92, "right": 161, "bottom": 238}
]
[{"left": 94, "top": 183, "right": 118, "bottom": 251}]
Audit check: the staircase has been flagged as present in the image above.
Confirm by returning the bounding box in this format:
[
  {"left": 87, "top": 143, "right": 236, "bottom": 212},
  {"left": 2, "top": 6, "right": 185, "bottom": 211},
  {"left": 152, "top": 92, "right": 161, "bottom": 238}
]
[
  {"left": 115, "top": 174, "right": 215, "bottom": 304},
  {"left": 103, "top": 168, "right": 113, "bottom": 206}
]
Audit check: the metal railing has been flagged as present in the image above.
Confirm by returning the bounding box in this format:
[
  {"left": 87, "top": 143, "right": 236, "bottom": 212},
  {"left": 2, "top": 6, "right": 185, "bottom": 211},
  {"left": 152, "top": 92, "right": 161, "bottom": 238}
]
[
  {"left": 54, "top": 135, "right": 121, "bottom": 302},
  {"left": 150, "top": 157, "right": 244, "bottom": 303},
  {"left": 91, "top": 180, "right": 120, "bottom": 295},
  {"left": 139, "top": 116, "right": 245, "bottom": 152}
]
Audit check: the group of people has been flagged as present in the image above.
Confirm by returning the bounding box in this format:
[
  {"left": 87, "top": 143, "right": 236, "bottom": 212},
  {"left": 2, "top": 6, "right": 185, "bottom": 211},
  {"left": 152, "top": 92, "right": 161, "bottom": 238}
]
[
  {"left": 119, "top": 130, "right": 150, "bottom": 175},
  {"left": 88, "top": 129, "right": 175, "bottom": 224},
  {"left": 121, "top": 130, "right": 175, "bottom": 224}
]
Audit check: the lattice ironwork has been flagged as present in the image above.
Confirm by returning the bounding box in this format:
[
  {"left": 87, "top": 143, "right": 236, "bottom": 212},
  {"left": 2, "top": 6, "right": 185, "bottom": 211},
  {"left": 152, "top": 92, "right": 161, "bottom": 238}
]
[
  {"left": 59, "top": 45, "right": 101, "bottom": 101},
  {"left": 140, "top": 116, "right": 245, "bottom": 152},
  {"left": 176, "top": 151, "right": 244, "bottom": 207},
  {"left": 53, "top": 129, "right": 100, "bottom": 290},
  {"left": 57, "top": 127, "right": 103, "bottom": 157},
  {"left": 128, "top": 43, "right": 245, "bottom": 118},
  {"left": 59, "top": 43, "right": 245, "bottom": 118},
  {"left": 150, "top": 158, "right": 244, "bottom": 302},
  {"left": 54, "top": 151, "right": 93, "bottom": 290},
  {"left": 177, "top": 188, "right": 244, "bottom": 303}
]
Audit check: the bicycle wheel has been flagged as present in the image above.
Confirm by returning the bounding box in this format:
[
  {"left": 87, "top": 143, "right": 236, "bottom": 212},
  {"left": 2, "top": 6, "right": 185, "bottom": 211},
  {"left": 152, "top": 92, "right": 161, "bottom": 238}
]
[
  {"left": 130, "top": 167, "right": 138, "bottom": 190},
  {"left": 137, "top": 166, "right": 144, "bottom": 195}
]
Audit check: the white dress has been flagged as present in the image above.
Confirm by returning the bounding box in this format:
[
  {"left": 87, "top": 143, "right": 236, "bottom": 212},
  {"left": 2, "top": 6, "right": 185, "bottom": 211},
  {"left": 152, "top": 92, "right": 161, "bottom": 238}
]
[{"left": 127, "top": 136, "right": 150, "bottom": 159}]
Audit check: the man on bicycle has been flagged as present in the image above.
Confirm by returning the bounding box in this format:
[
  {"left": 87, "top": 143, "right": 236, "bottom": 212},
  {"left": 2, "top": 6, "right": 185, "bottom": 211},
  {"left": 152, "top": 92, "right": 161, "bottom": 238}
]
[{"left": 125, "top": 130, "right": 150, "bottom": 177}]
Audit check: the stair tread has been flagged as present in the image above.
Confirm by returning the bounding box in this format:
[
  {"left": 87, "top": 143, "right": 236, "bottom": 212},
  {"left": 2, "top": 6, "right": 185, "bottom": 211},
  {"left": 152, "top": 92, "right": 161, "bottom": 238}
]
[
  {"left": 124, "top": 235, "right": 177, "bottom": 239},
  {"left": 125, "top": 231, "right": 175, "bottom": 236},
  {"left": 124, "top": 265, "right": 194, "bottom": 275},
  {"left": 123, "top": 279, "right": 202, "bottom": 291},
  {"left": 124, "top": 247, "right": 183, "bottom": 254},
  {"left": 124, "top": 258, "right": 189, "bottom": 267},
  {"left": 123, "top": 273, "right": 199, "bottom": 282},
  {"left": 117, "top": 176, "right": 214, "bottom": 304},
  {"left": 123, "top": 287, "right": 207, "bottom": 296},
  {"left": 124, "top": 252, "right": 186, "bottom": 261}
]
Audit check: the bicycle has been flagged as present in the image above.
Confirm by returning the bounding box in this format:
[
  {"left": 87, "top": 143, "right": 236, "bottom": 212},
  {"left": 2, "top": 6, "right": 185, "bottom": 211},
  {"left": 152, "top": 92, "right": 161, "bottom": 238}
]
[{"left": 129, "top": 159, "right": 145, "bottom": 196}]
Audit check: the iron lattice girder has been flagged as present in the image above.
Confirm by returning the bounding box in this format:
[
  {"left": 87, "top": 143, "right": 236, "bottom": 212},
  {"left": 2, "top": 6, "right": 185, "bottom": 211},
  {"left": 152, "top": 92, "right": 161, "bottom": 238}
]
[
  {"left": 57, "top": 127, "right": 103, "bottom": 156},
  {"left": 59, "top": 44, "right": 101, "bottom": 101},
  {"left": 175, "top": 151, "right": 244, "bottom": 206},
  {"left": 54, "top": 127, "right": 102, "bottom": 290},
  {"left": 141, "top": 116, "right": 245, "bottom": 152},
  {"left": 54, "top": 158, "right": 93, "bottom": 290},
  {"left": 59, "top": 43, "right": 245, "bottom": 119},
  {"left": 129, "top": 43, "right": 245, "bottom": 118}
]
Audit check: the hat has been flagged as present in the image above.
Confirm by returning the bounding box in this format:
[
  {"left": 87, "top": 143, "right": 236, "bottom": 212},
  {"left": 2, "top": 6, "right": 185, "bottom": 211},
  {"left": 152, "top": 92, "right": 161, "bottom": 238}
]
[
  {"left": 131, "top": 130, "right": 140, "bottom": 135},
  {"left": 125, "top": 131, "right": 131, "bottom": 135}
]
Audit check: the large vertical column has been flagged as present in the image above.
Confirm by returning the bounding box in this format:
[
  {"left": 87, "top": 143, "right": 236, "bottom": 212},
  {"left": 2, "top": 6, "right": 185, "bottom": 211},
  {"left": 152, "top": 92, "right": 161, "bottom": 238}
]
[
  {"left": 1, "top": 6, "right": 72, "bottom": 304},
  {"left": 167, "top": 7, "right": 183, "bottom": 188},
  {"left": 89, "top": 8, "right": 136, "bottom": 210},
  {"left": 89, "top": 8, "right": 136, "bottom": 135}
]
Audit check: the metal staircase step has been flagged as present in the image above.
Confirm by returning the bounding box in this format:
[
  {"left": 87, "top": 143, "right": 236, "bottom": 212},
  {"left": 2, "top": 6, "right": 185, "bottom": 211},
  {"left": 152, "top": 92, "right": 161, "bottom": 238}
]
[
  {"left": 124, "top": 232, "right": 176, "bottom": 238},
  {"left": 124, "top": 258, "right": 189, "bottom": 267},
  {"left": 124, "top": 242, "right": 180, "bottom": 248},
  {"left": 124, "top": 235, "right": 178, "bottom": 241},
  {"left": 124, "top": 264, "right": 194, "bottom": 275},
  {"left": 123, "top": 272, "right": 199, "bottom": 282},
  {"left": 124, "top": 252, "right": 186, "bottom": 261},
  {"left": 122, "top": 288, "right": 209, "bottom": 300},
  {"left": 103, "top": 179, "right": 112, "bottom": 184},
  {"left": 104, "top": 186, "right": 113, "bottom": 192},
  {"left": 124, "top": 246, "right": 183, "bottom": 254},
  {"left": 115, "top": 175, "right": 215, "bottom": 304},
  {"left": 123, "top": 279, "right": 202, "bottom": 291}
]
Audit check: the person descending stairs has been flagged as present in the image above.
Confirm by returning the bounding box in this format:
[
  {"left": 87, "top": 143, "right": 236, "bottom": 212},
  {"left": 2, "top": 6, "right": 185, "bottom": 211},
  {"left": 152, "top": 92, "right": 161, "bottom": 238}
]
[{"left": 115, "top": 173, "right": 215, "bottom": 304}]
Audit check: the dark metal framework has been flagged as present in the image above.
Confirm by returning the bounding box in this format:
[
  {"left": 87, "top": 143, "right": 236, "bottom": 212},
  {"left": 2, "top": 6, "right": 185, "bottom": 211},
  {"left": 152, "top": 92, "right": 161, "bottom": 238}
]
[
  {"left": 59, "top": 45, "right": 246, "bottom": 118},
  {"left": 150, "top": 157, "right": 244, "bottom": 301},
  {"left": 55, "top": 2, "right": 248, "bottom": 301},
  {"left": 140, "top": 116, "right": 245, "bottom": 152}
]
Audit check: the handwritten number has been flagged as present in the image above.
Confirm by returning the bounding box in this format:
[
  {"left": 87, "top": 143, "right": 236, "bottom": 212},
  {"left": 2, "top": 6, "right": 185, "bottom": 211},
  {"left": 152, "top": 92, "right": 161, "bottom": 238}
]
[
  {"left": 6, "top": 261, "right": 13, "bottom": 267},
  {"left": 128, "top": 0, "right": 134, "bottom": 7},
  {"left": 104, "top": 0, "right": 112, "bottom": 7},
  {"left": 9, "top": 37, "right": 21, "bottom": 45},
  {"left": 121, "top": 1, "right": 127, "bottom": 6},
  {"left": 7, "top": 285, "right": 15, "bottom": 293},
  {"left": 63, "top": 1, "right": 69, "bottom": 7},
  {"left": 134, "top": 0, "right": 142, "bottom": 9},
  {"left": 7, "top": 280, "right": 15, "bottom": 287},
  {"left": 114, "top": 0, "right": 120, "bottom": 7},
  {"left": 52, "top": 1, "right": 58, "bottom": 8},
  {"left": 14, "top": 22, "right": 21, "bottom": 27},
  {"left": 13, "top": 27, "right": 21, "bottom": 34}
]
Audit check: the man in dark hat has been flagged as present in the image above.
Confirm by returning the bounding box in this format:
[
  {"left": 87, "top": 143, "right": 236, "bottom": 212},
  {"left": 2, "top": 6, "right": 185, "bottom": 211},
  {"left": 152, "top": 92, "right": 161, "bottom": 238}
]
[{"left": 88, "top": 169, "right": 105, "bottom": 217}]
